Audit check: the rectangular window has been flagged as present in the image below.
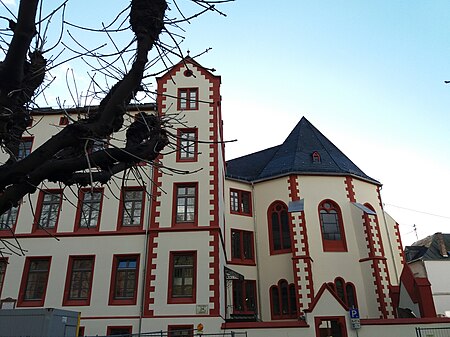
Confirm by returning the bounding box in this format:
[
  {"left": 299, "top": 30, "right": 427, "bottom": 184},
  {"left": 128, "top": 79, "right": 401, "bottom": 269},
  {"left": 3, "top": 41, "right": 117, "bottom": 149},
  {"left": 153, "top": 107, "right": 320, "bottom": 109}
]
[
  {"left": 233, "top": 279, "right": 257, "bottom": 314},
  {"left": 174, "top": 184, "right": 197, "bottom": 224},
  {"left": 177, "top": 129, "right": 198, "bottom": 162},
  {"left": 168, "top": 325, "right": 194, "bottom": 337},
  {"left": 118, "top": 187, "right": 145, "bottom": 228},
  {"left": 230, "top": 189, "right": 252, "bottom": 216},
  {"left": 63, "top": 256, "right": 95, "bottom": 306},
  {"left": 168, "top": 251, "right": 196, "bottom": 303},
  {"left": 0, "top": 204, "right": 19, "bottom": 231},
  {"left": 107, "top": 326, "right": 132, "bottom": 336},
  {"left": 18, "top": 137, "right": 33, "bottom": 160},
  {"left": 178, "top": 88, "right": 198, "bottom": 110},
  {"left": 18, "top": 257, "right": 51, "bottom": 307},
  {"left": 109, "top": 255, "right": 139, "bottom": 305},
  {"left": 0, "top": 259, "right": 7, "bottom": 297},
  {"left": 231, "top": 229, "right": 255, "bottom": 264},
  {"left": 75, "top": 189, "right": 103, "bottom": 230},
  {"left": 34, "top": 190, "right": 62, "bottom": 231}
]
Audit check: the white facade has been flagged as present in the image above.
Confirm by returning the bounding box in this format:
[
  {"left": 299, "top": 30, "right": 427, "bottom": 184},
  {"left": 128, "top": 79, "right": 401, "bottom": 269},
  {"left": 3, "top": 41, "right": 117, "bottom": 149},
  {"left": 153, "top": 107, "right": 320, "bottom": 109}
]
[{"left": 0, "top": 59, "right": 449, "bottom": 337}]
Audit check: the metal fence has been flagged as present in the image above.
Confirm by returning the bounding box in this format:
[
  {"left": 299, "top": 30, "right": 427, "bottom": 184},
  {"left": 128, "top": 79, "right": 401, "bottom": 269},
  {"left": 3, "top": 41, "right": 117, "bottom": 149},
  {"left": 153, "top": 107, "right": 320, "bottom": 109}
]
[
  {"left": 416, "top": 327, "right": 450, "bottom": 337},
  {"left": 87, "top": 332, "right": 248, "bottom": 337}
]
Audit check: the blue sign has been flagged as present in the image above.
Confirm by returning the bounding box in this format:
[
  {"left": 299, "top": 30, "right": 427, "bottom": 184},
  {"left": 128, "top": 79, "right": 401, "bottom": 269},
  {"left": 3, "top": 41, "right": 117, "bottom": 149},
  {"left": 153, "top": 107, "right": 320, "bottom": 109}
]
[{"left": 349, "top": 308, "right": 360, "bottom": 319}]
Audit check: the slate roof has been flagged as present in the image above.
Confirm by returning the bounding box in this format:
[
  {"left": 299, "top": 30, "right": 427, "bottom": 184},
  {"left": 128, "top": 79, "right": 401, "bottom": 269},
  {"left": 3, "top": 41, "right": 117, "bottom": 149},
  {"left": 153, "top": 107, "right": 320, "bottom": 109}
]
[
  {"left": 405, "top": 233, "right": 450, "bottom": 261},
  {"left": 226, "top": 117, "right": 379, "bottom": 184}
]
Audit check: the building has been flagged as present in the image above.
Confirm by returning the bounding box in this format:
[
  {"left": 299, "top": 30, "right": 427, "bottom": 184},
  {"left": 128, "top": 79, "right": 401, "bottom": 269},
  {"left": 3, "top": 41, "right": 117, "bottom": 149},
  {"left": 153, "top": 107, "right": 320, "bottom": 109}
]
[
  {"left": 398, "top": 233, "right": 450, "bottom": 318},
  {"left": 0, "top": 58, "right": 449, "bottom": 337}
]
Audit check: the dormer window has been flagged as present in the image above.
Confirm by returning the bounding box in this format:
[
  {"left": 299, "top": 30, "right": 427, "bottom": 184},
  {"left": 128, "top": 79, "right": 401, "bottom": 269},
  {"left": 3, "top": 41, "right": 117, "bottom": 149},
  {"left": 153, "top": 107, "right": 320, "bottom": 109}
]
[{"left": 312, "top": 151, "right": 321, "bottom": 163}]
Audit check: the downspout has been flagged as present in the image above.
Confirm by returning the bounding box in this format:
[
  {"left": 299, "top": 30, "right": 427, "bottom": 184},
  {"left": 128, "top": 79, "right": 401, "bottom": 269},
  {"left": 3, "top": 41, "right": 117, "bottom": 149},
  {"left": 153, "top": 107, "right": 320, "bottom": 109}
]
[
  {"left": 251, "top": 182, "right": 263, "bottom": 320},
  {"left": 139, "top": 166, "right": 153, "bottom": 336},
  {"left": 379, "top": 185, "right": 399, "bottom": 282}
]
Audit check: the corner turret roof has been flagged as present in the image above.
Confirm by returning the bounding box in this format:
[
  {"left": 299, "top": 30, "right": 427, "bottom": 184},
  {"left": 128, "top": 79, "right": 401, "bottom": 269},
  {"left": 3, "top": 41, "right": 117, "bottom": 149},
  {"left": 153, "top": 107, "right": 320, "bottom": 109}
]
[{"left": 226, "top": 117, "right": 379, "bottom": 184}]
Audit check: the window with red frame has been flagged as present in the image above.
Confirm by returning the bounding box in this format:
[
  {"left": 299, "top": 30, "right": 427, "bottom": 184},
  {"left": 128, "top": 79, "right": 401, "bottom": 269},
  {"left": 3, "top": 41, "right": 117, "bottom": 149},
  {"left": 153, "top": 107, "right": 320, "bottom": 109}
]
[
  {"left": 119, "top": 188, "right": 145, "bottom": 227},
  {"left": 318, "top": 200, "right": 347, "bottom": 252},
  {"left": 230, "top": 189, "right": 252, "bottom": 216},
  {"left": 168, "top": 325, "right": 194, "bottom": 337},
  {"left": 18, "top": 137, "right": 33, "bottom": 160},
  {"left": 76, "top": 190, "right": 103, "bottom": 229},
  {"left": 63, "top": 256, "right": 95, "bottom": 306},
  {"left": 18, "top": 257, "right": 51, "bottom": 306},
  {"left": 110, "top": 255, "right": 139, "bottom": 305},
  {"left": 175, "top": 184, "right": 196, "bottom": 223},
  {"left": 0, "top": 259, "right": 7, "bottom": 297},
  {"left": 231, "top": 229, "right": 254, "bottom": 263},
  {"left": 169, "top": 252, "right": 196, "bottom": 303},
  {"left": 0, "top": 204, "right": 19, "bottom": 231},
  {"left": 268, "top": 202, "right": 291, "bottom": 254},
  {"left": 34, "top": 190, "right": 62, "bottom": 231},
  {"left": 312, "top": 151, "right": 321, "bottom": 163},
  {"left": 270, "top": 280, "right": 297, "bottom": 319},
  {"left": 232, "top": 279, "right": 257, "bottom": 314},
  {"left": 178, "top": 88, "right": 198, "bottom": 110},
  {"left": 59, "top": 116, "right": 69, "bottom": 125},
  {"left": 177, "top": 129, "right": 197, "bottom": 161},
  {"left": 107, "top": 326, "right": 132, "bottom": 336},
  {"left": 315, "top": 317, "right": 347, "bottom": 337},
  {"left": 329, "top": 278, "right": 357, "bottom": 308}
]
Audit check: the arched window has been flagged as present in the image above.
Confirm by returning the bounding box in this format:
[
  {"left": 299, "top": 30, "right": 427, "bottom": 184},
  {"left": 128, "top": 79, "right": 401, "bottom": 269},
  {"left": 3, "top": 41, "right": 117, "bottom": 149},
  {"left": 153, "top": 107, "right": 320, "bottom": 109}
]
[
  {"left": 270, "top": 280, "right": 297, "bottom": 319},
  {"left": 268, "top": 201, "right": 291, "bottom": 254},
  {"left": 329, "top": 277, "right": 358, "bottom": 309},
  {"left": 318, "top": 200, "right": 347, "bottom": 252}
]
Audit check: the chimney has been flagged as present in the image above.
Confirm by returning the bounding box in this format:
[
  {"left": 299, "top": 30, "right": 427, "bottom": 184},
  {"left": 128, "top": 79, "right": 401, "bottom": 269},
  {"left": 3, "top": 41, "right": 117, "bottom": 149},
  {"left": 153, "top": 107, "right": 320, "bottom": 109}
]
[{"left": 436, "top": 232, "right": 448, "bottom": 258}]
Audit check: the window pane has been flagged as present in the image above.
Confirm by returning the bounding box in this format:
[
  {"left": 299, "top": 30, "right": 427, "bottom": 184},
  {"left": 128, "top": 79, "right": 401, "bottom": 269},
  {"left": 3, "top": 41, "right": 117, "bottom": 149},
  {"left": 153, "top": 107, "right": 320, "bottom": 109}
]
[
  {"left": 232, "top": 280, "right": 243, "bottom": 311},
  {"left": 271, "top": 212, "right": 281, "bottom": 250},
  {"left": 245, "top": 281, "right": 256, "bottom": 312},
  {"left": 38, "top": 192, "right": 61, "bottom": 229},
  {"left": 231, "top": 230, "right": 241, "bottom": 259},
  {"left": 24, "top": 260, "right": 50, "bottom": 300},
  {"left": 280, "top": 210, "right": 291, "bottom": 249},
  {"left": 69, "top": 258, "right": 93, "bottom": 300},
  {"left": 172, "top": 254, "right": 194, "bottom": 298},
  {"left": 176, "top": 186, "right": 196, "bottom": 223},
  {"left": 271, "top": 287, "right": 280, "bottom": 315},
  {"left": 114, "top": 258, "right": 137, "bottom": 299},
  {"left": 79, "top": 191, "right": 102, "bottom": 228},
  {"left": 122, "top": 189, "right": 143, "bottom": 226},
  {"left": 0, "top": 205, "right": 19, "bottom": 230},
  {"left": 241, "top": 192, "right": 251, "bottom": 214},
  {"left": 243, "top": 231, "right": 253, "bottom": 260}
]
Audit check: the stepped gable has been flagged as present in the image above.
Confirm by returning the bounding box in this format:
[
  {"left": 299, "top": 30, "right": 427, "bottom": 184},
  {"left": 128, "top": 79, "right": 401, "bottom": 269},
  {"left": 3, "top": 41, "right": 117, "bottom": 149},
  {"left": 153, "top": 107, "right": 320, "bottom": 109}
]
[{"left": 226, "top": 117, "right": 379, "bottom": 184}]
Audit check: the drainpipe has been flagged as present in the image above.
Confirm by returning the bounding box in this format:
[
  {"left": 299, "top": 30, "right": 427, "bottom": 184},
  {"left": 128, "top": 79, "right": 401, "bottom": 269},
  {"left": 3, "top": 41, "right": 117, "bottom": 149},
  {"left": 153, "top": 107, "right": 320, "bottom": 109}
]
[
  {"left": 139, "top": 166, "right": 153, "bottom": 336},
  {"left": 251, "top": 182, "right": 263, "bottom": 320}
]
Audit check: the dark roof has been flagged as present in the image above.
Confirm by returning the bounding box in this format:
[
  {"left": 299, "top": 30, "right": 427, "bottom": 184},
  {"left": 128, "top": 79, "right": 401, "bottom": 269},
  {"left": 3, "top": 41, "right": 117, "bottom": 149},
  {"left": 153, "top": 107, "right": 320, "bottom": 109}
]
[
  {"left": 405, "top": 232, "right": 450, "bottom": 261},
  {"left": 226, "top": 117, "right": 379, "bottom": 184}
]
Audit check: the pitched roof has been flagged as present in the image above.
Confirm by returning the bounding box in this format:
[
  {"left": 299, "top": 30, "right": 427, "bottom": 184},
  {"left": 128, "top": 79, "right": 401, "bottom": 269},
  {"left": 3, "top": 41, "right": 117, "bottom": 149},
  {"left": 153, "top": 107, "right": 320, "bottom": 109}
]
[
  {"left": 405, "top": 232, "right": 450, "bottom": 261},
  {"left": 226, "top": 117, "right": 379, "bottom": 184}
]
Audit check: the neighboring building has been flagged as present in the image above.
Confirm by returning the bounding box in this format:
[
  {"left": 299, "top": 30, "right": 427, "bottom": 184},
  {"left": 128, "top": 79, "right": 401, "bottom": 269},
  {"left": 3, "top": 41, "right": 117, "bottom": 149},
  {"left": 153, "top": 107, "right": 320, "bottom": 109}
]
[
  {"left": 0, "top": 58, "right": 449, "bottom": 337},
  {"left": 399, "top": 233, "right": 450, "bottom": 318}
]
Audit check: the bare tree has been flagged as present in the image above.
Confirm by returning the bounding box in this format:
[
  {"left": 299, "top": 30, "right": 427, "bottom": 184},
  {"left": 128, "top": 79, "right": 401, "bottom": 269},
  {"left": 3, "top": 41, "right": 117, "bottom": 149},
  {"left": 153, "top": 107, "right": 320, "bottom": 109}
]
[{"left": 0, "top": 0, "right": 229, "bottom": 218}]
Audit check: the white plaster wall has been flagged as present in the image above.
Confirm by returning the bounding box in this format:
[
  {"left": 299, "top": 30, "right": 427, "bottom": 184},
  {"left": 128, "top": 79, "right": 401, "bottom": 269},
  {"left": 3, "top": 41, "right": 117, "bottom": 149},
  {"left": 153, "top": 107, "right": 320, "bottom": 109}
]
[
  {"left": 398, "top": 283, "right": 421, "bottom": 317},
  {"left": 425, "top": 260, "right": 450, "bottom": 315},
  {"left": 2, "top": 234, "right": 147, "bottom": 317}
]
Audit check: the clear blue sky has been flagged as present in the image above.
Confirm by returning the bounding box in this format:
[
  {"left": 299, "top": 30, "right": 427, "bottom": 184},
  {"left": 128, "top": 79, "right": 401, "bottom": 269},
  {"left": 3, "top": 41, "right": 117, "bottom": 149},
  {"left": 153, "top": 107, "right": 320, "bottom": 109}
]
[{"left": 2, "top": 0, "right": 450, "bottom": 245}]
